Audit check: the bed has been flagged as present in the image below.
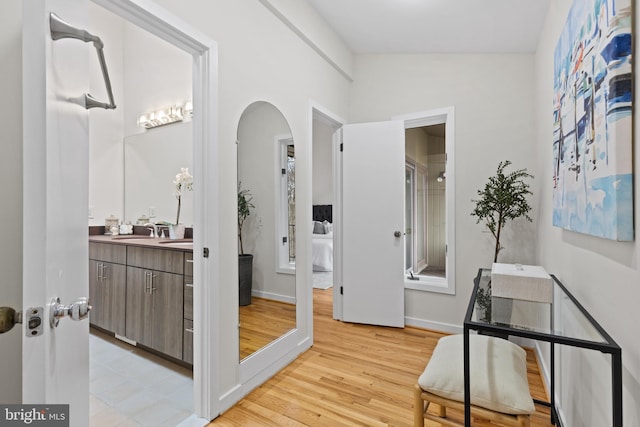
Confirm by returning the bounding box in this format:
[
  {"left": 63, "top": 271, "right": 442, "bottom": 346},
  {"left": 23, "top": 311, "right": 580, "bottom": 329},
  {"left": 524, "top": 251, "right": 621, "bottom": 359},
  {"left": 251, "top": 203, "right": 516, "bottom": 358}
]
[{"left": 312, "top": 205, "right": 333, "bottom": 272}]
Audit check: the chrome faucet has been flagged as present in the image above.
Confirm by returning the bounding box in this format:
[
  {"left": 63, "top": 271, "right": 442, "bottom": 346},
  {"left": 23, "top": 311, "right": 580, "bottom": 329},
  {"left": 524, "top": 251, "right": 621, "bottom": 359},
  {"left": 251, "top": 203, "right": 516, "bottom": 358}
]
[{"left": 143, "top": 222, "right": 158, "bottom": 238}]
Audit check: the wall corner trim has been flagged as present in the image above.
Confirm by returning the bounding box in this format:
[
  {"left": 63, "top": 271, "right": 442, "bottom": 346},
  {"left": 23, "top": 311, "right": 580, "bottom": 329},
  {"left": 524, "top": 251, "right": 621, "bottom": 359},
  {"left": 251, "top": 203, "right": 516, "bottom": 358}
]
[{"left": 257, "top": 0, "right": 354, "bottom": 82}]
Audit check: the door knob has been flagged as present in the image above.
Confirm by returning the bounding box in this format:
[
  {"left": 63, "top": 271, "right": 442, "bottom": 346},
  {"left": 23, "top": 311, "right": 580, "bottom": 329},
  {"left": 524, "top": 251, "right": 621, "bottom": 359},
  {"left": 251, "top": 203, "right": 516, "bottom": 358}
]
[
  {"left": 0, "top": 306, "right": 21, "bottom": 334},
  {"left": 394, "top": 231, "right": 402, "bottom": 238},
  {"left": 50, "top": 297, "right": 92, "bottom": 328}
]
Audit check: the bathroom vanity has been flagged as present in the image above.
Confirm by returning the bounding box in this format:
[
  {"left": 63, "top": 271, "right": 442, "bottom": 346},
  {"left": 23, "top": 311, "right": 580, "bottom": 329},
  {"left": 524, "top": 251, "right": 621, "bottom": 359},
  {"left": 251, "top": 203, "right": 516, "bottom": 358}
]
[{"left": 88, "top": 229, "right": 194, "bottom": 366}]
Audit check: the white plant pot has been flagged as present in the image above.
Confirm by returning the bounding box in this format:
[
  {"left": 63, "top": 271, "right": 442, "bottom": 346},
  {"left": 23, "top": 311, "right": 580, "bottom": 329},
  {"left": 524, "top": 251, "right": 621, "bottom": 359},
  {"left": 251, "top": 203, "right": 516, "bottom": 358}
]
[{"left": 168, "top": 223, "right": 185, "bottom": 240}]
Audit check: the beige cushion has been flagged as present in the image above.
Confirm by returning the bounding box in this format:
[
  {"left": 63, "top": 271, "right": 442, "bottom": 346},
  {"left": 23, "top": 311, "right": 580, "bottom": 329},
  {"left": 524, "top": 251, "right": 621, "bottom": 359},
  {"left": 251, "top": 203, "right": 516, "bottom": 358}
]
[{"left": 418, "top": 334, "right": 535, "bottom": 415}]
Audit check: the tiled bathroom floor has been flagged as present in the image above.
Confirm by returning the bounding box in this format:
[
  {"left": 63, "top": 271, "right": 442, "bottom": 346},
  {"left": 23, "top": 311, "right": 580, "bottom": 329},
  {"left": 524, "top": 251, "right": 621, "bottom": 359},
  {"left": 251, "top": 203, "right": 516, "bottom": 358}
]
[{"left": 89, "top": 329, "right": 194, "bottom": 427}]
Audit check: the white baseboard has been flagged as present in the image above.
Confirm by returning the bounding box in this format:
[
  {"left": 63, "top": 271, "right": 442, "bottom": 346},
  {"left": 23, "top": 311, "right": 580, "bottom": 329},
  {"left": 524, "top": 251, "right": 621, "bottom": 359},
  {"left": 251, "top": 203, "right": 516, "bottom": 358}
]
[
  {"left": 115, "top": 333, "right": 137, "bottom": 346},
  {"left": 251, "top": 290, "right": 296, "bottom": 304},
  {"left": 404, "top": 316, "right": 462, "bottom": 334},
  {"left": 175, "top": 414, "right": 209, "bottom": 427},
  {"left": 534, "top": 341, "right": 551, "bottom": 395},
  {"left": 533, "top": 342, "right": 568, "bottom": 427}
]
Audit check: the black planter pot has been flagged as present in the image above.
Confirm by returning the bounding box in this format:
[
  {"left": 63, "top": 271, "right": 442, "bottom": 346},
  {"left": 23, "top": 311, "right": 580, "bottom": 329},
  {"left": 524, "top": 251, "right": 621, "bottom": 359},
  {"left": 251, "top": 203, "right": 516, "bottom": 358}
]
[{"left": 239, "top": 254, "right": 253, "bottom": 306}]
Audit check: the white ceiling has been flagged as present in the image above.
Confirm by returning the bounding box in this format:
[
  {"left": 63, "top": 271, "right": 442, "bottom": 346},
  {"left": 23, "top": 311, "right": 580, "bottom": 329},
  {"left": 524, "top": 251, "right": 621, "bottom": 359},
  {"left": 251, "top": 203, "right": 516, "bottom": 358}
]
[{"left": 307, "top": 0, "right": 551, "bottom": 54}]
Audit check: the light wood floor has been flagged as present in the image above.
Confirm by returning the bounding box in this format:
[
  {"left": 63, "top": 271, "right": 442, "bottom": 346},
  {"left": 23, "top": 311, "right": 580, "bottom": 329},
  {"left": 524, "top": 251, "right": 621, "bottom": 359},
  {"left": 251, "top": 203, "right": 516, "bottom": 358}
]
[
  {"left": 240, "top": 297, "right": 296, "bottom": 360},
  {"left": 211, "top": 289, "right": 553, "bottom": 426}
]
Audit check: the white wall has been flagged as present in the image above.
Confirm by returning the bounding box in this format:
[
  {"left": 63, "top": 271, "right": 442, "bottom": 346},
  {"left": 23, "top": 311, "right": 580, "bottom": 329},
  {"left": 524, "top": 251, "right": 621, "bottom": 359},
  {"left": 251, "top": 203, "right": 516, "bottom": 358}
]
[
  {"left": 534, "top": 1, "right": 640, "bottom": 425},
  {"left": 258, "top": 0, "right": 353, "bottom": 80},
  {"left": 405, "top": 127, "right": 429, "bottom": 167},
  {"left": 124, "top": 122, "right": 193, "bottom": 225},
  {"left": 312, "top": 118, "right": 334, "bottom": 205},
  {"left": 89, "top": 4, "right": 124, "bottom": 226},
  {"left": 349, "top": 53, "right": 538, "bottom": 328},
  {"left": 0, "top": 0, "right": 23, "bottom": 404},
  {"left": 237, "top": 102, "right": 295, "bottom": 300}
]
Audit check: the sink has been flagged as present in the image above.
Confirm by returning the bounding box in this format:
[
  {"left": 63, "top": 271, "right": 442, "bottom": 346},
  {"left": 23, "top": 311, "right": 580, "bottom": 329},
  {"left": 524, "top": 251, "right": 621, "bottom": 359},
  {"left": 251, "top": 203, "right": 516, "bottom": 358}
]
[
  {"left": 157, "top": 239, "right": 193, "bottom": 245},
  {"left": 111, "top": 235, "right": 154, "bottom": 240}
]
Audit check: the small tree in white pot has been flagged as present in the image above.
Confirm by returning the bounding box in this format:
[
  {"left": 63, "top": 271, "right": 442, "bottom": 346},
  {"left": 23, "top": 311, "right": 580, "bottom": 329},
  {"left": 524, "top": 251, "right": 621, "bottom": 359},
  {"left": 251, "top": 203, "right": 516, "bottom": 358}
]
[{"left": 471, "top": 160, "right": 534, "bottom": 263}]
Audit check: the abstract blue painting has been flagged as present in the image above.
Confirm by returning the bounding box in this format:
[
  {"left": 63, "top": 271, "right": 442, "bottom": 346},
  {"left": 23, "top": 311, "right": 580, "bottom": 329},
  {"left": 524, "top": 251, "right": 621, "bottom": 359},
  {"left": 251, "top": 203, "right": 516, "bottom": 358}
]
[{"left": 553, "top": 0, "right": 633, "bottom": 241}]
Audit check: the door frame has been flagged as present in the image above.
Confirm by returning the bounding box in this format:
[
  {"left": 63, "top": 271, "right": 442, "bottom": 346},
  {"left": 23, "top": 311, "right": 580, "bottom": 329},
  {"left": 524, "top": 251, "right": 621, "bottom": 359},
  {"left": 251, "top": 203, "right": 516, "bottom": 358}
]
[
  {"left": 307, "top": 101, "right": 344, "bottom": 327},
  {"left": 91, "top": 0, "right": 219, "bottom": 419}
]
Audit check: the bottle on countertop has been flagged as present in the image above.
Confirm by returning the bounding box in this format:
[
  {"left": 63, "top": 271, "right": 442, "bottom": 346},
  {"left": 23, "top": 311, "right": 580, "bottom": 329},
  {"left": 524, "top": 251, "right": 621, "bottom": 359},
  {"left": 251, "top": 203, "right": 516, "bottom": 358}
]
[{"left": 105, "top": 214, "right": 119, "bottom": 235}]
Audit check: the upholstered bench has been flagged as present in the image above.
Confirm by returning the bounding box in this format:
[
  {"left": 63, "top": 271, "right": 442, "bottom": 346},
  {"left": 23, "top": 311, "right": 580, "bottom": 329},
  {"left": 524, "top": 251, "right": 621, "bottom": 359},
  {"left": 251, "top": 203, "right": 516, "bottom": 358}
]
[{"left": 414, "top": 334, "right": 535, "bottom": 427}]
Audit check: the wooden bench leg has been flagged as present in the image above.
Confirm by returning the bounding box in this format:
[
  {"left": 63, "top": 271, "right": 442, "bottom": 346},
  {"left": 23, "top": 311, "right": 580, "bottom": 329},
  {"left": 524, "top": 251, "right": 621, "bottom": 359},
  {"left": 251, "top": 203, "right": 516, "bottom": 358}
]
[
  {"left": 517, "top": 414, "right": 530, "bottom": 427},
  {"left": 438, "top": 404, "right": 446, "bottom": 417},
  {"left": 414, "top": 384, "right": 426, "bottom": 427}
]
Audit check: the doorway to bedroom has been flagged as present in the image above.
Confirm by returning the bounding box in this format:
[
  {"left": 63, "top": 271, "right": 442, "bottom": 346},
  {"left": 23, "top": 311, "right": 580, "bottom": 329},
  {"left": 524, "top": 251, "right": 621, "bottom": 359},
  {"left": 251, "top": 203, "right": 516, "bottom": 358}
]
[{"left": 311, "top": 110, "right": 339, "bottom": 292}]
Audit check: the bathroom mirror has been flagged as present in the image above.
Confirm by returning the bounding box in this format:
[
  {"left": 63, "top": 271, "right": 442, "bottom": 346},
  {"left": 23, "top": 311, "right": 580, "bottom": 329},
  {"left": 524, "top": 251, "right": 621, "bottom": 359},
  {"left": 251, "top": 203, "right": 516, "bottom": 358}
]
[
  {"left": 123, "top": 122, "right": 193, "bottom": 226},
  {"left": 237, "top": 101, "right": 297, "bottom": 361}
]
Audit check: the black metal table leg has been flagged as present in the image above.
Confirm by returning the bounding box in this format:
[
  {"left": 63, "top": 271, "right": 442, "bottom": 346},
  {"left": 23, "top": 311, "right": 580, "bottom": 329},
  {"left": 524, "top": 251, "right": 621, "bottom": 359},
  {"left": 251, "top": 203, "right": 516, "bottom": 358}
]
[{"left": 464, "top": 326, "right": 471, "bottom": 427}]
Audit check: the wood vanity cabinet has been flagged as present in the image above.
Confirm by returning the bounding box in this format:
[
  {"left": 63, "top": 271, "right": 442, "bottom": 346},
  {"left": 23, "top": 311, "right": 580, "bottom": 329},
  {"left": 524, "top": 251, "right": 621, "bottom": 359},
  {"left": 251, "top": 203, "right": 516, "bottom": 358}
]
[
  {"left": 89, "top": 238, "right": 193, "bottom": 365},
  {"left": 125, "top": 246, "right": 184, "bottom": 361},
  {"left": 89, "top": 243, "right": 127, "bottom": 336}
]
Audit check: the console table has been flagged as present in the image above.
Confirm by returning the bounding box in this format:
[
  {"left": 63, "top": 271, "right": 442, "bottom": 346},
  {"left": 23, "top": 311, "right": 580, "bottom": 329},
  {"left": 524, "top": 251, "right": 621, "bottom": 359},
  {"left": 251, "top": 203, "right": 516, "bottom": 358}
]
[{"left": 463, "top": 268, "right": 622, "bottom": 427}]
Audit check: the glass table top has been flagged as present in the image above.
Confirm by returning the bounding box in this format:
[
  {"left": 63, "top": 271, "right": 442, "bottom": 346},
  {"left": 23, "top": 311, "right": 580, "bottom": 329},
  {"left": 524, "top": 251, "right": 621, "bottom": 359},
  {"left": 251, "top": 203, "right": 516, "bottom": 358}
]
[{"left": 469, "top": 268, "right": 610, "bottom": 344}]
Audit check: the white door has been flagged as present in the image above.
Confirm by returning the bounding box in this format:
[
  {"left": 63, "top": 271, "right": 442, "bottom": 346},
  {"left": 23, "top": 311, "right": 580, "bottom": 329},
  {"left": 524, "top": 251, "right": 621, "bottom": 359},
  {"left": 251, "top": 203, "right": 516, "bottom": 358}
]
[
  {"left": 341, "top": 121, "right": 405, "bottom": 327},
  {"left": 22, "top": 1, "right": 94, "bottom": 425}
]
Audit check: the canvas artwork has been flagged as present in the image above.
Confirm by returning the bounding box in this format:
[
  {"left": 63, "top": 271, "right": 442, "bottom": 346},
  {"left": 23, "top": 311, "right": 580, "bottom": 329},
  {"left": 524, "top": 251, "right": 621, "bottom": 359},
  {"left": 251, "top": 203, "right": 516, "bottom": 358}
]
[{"left": 552, "top": 0, "right": 633, "bottom": 241}]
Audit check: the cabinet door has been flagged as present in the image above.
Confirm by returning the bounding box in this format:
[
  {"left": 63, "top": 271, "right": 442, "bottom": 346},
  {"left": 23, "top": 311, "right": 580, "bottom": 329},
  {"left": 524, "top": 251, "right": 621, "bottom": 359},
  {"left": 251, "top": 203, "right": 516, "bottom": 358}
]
[
  {"left": 125, "top": 267, "right": 153, "bottom": 348},
  {"left": 183, "top": 319, "right": 193, "bottom": 365},
  {"left": 88, "top": 261, "right": 104, "bottom": 328},
  {"left": 150, "top": 271, "right": 184, "bottom": 360},
  {"left": 184, "top": 278, "right": 193, "bottom": 321},
  {"left": 101, "top": 262, "right": 127, "bottom": 336}
]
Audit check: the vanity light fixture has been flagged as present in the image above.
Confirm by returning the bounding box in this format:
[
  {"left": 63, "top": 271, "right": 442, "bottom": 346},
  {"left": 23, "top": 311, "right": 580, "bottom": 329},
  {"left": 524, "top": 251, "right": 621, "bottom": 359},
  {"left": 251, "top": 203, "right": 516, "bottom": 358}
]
[
  {"left": 137, "top": 101, "right": 193, "bottom": 129},
  {"left": 183, "top": 101, "right": 193, "bottom": 118}
]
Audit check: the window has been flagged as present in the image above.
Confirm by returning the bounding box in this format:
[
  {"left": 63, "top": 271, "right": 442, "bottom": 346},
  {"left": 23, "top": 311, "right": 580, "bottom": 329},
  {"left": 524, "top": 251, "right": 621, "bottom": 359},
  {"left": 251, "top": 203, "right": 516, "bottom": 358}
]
[{"left": 276, "top": 136, "right": 295, "bottom": 273}]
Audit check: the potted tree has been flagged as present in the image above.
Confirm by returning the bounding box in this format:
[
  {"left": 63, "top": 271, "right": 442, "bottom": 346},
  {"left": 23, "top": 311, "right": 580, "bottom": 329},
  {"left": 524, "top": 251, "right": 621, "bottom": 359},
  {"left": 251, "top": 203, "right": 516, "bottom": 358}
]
[
  {"left": 471, "top": 160, "right": 534, "bottom": 263},
  {"left": 238, "top": 182, "right": 255, "bottom": 306},
  {"left": 471, "top": 160, "right": 534, "bottom": 326}
]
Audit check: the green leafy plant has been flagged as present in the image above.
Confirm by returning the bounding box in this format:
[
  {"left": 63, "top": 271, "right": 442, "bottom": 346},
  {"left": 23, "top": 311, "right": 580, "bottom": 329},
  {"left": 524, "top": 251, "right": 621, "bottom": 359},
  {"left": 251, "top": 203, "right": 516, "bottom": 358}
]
[
  {"left": 471, "top": 160, "right": 533, "bottom": 262},
  {"left": 237, "top": 182, "right": 255, "bottom": 255}
]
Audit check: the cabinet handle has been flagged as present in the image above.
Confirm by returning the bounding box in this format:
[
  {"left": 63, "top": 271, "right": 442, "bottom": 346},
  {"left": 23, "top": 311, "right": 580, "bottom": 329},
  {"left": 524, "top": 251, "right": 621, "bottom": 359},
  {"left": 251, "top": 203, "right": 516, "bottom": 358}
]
[
  {"left": 144, "top": 271, "right": 150, "bottom": 294},
  {"left": 185, "top": 327, "right": 194, "bottom": 333},
  {"left": 150, "top": 274, "right": 157, "bottom": 293},
  {"left": 185, "top": 283, "right": 194, "bottom": 288},
  {"left": 98, "top": 262, "right": 106, "bottom": 283},
  {"left": 101, "top": 264, "right": 108, "bottom": 281},
  {"left": 186, "top": 259, "right": 194, "bottom": 264},
  {"left": 95, "top": 262, "right": 100, "bottom": 284}
]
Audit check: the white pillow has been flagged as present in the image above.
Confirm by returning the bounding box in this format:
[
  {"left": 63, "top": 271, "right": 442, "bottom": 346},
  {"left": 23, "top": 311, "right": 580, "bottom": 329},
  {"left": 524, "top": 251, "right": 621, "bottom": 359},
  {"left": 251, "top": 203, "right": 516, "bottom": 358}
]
[
  {"left": 418, "top": 334, "right": 535, "bottom": 415},
  {"left": 313, "top": 221, "right": 325, "bottom": 234}
]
